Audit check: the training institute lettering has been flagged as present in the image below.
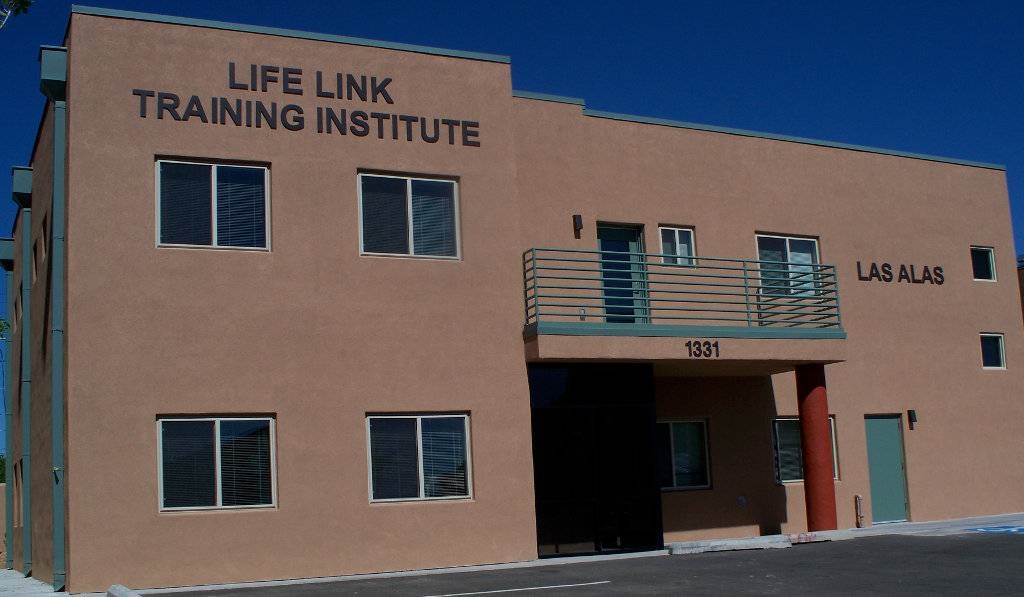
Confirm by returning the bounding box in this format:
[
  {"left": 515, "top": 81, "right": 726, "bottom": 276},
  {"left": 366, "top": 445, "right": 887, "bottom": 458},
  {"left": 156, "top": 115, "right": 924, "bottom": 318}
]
[
  {"left": 856, "top": 261, "right": 944, "bottom": 285},
  {"left": 131, "top": 62, "right": 481, "bottom": 147}
]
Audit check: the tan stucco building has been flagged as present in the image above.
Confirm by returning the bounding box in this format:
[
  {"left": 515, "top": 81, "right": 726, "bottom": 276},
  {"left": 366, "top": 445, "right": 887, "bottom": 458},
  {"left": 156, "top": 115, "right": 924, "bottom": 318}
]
[{"left": 3, "top": 6, "right": 1023, "bottom": 592}]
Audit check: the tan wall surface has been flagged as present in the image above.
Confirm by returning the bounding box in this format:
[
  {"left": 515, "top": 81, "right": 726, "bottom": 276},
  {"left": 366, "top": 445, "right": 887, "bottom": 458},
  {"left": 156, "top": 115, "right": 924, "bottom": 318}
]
[
  {"left": 46, "top": 9, "right": 1024, "bottom": 592},
  {"left": 64, "top": 14, "right": 535, "bottom": 593},
  {"left": 513, "top": 98, "right": 1024, "bottom": 530}
]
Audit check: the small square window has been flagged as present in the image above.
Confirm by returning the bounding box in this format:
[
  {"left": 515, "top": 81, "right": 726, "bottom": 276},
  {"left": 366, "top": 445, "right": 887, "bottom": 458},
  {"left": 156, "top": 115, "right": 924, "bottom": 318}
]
[
  {"left": 367, "top": 414, "right": 471, "bottom": 501},
  {"left": 659, "top": 227, "right": 695, "bottom": 265},
  {"left": 971, "top": 247, "right": 995, "bottom": 281},
  {"left": 158, "top": 417, "right": 276, "bottom": 510},
  {"left": 157, "top": 160, "right": 269, "bottom": 249},
  {"left": 773, "top": 417, "right": 839, "bottom": 483},
  {"left": 359, "top": 174, "right": 459, "bottom": 258},
  {"left": 980, "top": 333, "right": 1005, "bottom": 369},
  {"left": 657, "top": 420, "right": 710, "bottom": 489}
]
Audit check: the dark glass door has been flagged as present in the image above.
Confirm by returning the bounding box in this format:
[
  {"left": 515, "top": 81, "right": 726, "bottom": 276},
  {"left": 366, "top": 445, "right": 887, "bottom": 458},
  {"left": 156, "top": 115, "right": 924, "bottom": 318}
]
[
  {"left": 598, "top": 225, "right": 648, "bottom": 324},
  {"left": 529, "top": 364, "right": 663, "bottom": 556}
]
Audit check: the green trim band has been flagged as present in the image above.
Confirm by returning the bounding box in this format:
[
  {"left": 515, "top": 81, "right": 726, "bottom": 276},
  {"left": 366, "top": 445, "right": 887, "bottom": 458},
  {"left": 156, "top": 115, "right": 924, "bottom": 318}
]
[
  {"left": 527, "top": 321, "right": 846, "bottom": 340},
  {"left": 582, "top": 109, "right": 1005, "bottom": 171},
  {"left": 71, "top": 5, "right": 511, "bottom": 64},
  {"left": 512, "top": 91, "right": 586, "bottom": 106}
]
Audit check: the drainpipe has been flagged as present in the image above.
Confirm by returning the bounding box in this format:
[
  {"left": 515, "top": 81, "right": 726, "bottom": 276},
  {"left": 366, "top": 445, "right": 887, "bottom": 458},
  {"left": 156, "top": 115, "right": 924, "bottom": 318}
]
[
  {"left": 0, "top": 234, "right": 15, "bottom": 570},
  {"left": 40, "top": 45, "right": 68, "bottom": 592}
]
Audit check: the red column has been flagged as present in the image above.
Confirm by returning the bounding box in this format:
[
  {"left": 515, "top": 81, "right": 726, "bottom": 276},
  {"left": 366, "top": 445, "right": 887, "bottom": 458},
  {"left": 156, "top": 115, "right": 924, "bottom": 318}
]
[{"left": 796, "top": 363, "right": 838, "bottom": 531}]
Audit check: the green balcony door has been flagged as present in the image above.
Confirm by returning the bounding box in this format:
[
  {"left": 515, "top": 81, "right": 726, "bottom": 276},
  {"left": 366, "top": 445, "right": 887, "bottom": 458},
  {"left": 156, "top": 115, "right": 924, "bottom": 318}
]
[
  {"left": 864, "top": 415, "right": 909, "bottom": 523},
  {"left": 598, "top": 225, "right": 648, "bottom": 324}
]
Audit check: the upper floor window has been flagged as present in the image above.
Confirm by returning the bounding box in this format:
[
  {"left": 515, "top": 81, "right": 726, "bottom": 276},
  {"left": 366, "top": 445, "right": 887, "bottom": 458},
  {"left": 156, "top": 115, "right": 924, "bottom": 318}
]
[
  {"left": 971, "top": 246, "right": 996, "bottom": 281},
  {"left": 756, "top": 234, "right": 819, "bottom": 296},
  {"left": 980, "top": 333, "right": 1005, "bottom": 369},
  {"left": 157, "top": 160, "right": 269, "bottom": 249},
  {"left": 158, "top": 416, "right": 276, "bottom": 510},
  {"left": 659, "top": 226, "right": 695, "bottom": 265},
  {"left": 359, "top": 173, "right": 459, "bottom": 258}
]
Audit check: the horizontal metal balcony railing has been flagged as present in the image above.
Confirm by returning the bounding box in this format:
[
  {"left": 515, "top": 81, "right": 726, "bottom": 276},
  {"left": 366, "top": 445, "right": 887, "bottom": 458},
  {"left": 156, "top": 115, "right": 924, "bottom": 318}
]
[{"left": 523, "top": 248, "right": 845, "bottom": 339}]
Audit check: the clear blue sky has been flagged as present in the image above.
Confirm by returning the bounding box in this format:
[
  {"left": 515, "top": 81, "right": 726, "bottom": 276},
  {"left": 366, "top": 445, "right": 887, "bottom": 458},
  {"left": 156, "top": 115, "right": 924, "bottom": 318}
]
[{"left": 0, "top": 1, "right": 1023, "bottom": 448}]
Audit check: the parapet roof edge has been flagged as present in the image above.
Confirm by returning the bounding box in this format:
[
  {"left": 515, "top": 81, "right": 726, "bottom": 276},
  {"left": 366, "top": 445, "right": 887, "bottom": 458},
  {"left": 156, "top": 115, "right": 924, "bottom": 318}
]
[
  {"left": 582, "top": 109, "right": 1005, "bottom": 171},
  {"left": 512, "top": 90, "right": 586, "bottom": 106},
  {"left": 70, "top": 5, "right": 511, "bottom": 64}
]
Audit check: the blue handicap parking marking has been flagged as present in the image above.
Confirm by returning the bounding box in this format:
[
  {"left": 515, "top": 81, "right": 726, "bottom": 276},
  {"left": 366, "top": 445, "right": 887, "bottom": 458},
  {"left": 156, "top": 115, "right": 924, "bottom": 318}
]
[{"left": 969, "top": 526, "right": 1024, "bottom": 534}]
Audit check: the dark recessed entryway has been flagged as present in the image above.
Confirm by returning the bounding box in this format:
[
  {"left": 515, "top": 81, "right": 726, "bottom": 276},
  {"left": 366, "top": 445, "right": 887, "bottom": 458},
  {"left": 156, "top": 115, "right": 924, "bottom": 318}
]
[{"left": 529, "top": 363, "right": 663, "bottom": 556}]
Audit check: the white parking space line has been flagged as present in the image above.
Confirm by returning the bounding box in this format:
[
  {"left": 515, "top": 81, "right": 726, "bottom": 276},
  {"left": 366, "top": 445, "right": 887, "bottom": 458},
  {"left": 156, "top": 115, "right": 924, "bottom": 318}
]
[{"left": 421, "top": 580, "right": 611, "bottom": 596}]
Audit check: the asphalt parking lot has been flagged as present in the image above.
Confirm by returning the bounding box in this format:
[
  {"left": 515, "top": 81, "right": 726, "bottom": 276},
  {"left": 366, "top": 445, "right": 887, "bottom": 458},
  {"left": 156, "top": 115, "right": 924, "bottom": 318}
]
[{"left": 171, "top": 532, "right": 1023, "bottom": 596}]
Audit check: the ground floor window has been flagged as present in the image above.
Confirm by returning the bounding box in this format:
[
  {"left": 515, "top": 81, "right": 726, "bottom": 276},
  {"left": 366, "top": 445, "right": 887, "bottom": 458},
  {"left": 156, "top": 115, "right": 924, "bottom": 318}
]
[
  {"left": 367, "top": 414, "right": 471, "bottom": 501},
  {"left": 773, "top": 416, "right": 839, "bottom": 483},
  {"left": 158, "top": 417, "right": 275, "bottom": 510},
  {"left": 657, "top": 420, "right": 710, "bottom": 489}
]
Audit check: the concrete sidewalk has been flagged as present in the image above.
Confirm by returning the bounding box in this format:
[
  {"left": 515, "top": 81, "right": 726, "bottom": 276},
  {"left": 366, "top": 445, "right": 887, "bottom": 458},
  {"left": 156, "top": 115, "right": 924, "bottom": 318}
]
[
  {"left": 0, "top": 568, "right": 65, "bottom": 595},
  {"left": 667, "top": 511, "right": 1024, "bottom": 554}
]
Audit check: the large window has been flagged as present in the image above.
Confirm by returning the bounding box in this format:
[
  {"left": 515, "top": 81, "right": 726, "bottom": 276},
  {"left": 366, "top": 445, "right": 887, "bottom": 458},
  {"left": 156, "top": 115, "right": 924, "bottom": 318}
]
[
  {"left": 971, "top": 246, "right": 996, "bottom": 281},
  {"left": 157, "top": 160, "right": 269, "bottom": 249},
  {"left": 980, "top": 333, "right": 1006, "bottom": 369},
  {"left": 659, "top": 226, "right": 695, "bottom": 265},
  {"left": 773, "top": 417, "right": 838, "bottom": 483},
  {"left": 359, "top": 174, "right": 459, "bottom": 258},
  {"left": 158, "top": 417, "right": 275, "bottom": 510},
  {"left": 756, "top": 234, "right": 819, "bottom": 296},
  {"left": 657, "top": 420, "right": 710, "bottom": 490},
  {"left": 367, "top": 414, "right": 471, "bottom": 501}
]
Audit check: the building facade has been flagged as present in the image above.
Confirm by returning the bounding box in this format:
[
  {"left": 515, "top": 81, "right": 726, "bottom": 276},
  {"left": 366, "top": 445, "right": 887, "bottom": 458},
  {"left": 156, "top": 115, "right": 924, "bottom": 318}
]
[{"left": 3, "top": 6, "right": 1023, "bottom": 592}]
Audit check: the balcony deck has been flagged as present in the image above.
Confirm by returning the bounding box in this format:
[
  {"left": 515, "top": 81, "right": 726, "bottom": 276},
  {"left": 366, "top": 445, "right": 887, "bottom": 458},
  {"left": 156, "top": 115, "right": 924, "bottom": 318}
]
[{"left": 523, "top": 248, "right": 845, "bottom": 342}]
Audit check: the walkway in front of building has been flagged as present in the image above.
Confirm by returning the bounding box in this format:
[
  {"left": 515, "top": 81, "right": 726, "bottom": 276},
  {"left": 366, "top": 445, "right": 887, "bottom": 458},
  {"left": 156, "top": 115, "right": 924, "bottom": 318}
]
[{"left": 3, "top": 512, "right": 1023, "bottom": 595}]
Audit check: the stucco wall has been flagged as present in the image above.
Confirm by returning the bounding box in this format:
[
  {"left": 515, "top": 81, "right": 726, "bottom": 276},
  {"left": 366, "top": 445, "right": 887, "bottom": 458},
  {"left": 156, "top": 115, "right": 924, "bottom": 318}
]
[{"left": 63, "top": 13, "right": 535, "bottom": 593}]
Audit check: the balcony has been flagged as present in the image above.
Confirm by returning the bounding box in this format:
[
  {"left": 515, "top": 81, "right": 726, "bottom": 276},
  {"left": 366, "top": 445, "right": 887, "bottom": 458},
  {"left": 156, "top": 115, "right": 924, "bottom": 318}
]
[{"left": 523, "top": 248, "right": 845, "bottom": 341}]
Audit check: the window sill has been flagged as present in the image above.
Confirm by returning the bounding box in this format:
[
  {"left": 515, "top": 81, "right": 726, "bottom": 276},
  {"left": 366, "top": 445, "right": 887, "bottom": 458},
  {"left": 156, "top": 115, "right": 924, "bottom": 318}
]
[
  {"left": 160, "top": 503, "right": 276, "bottom": 513},
  {"left": 370, "top": 495, "right": 473, "bottom": 504},
  {"left": 157, "top": 243, "right": 270, "bottom": 252},
  {"left": 360, "top": 251, "right": 461, "bottom": 261},
  {"left": 972, "top": 278, "right": 997, "bottom": 282}
]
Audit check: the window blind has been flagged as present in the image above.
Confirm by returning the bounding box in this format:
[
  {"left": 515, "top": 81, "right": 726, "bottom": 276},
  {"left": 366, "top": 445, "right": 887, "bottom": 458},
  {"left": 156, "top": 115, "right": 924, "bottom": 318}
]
[
  {"left": 219, "top": 419, "right": 273, "bottom": 506},
  {"left": 411, "top": 180, "right": 457, "bottom": 257},
  {"left": 160, "top": 162, "right": 212, "bottom": 245},
  {"left": 421, "top": 417, "right": 467, "bottom": 497},
  {"left": 161, "top": 420, "right": 216, "bottom": 508},
  {"left": 361, "top": 176, "right": 410, "bottom": 254},
  {"left": 369, "top": 417, "right": 420, "bottom": 499},
  {"left": 217, "top": 166, "right": 267, "bottom": 248}
]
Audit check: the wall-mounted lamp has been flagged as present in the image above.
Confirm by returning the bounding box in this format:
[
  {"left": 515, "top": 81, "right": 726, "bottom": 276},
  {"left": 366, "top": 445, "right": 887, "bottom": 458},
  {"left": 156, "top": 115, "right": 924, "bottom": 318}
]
[
  {"left": 907, "top": 409, "right": 918, "bottom": 430},
  {"left": 572, "top": 214, "right": 584, "bottom": 239}
]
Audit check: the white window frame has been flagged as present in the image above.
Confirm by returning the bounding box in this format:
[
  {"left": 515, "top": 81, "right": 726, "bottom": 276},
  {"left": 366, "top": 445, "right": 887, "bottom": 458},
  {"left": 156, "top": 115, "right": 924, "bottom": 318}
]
[
  {"left": 773, "top": 416, "right": 839, "bottom": 483},
  {"left": 755, "top": 233, "right": 821, "bottom": 296},
  {"left": 366, "top": 413, "right": 473, "bottom": 503},
  {"left": 157, "top": 416, "right": 278, "bottom": 512},
  {"left": 659, "top": 226, "right": 696, "bottom": 266},
  {"left": 357, "top": 173, "right": 461, "bottom": 260},
  {"left": 980, "top": 333, "right": 1006, "bottom": 370},
  {"left": 155, "top": 159, "right": 272, "bottom": 251},
  {"left": 658, "top": 419, "right": 711, "bottom": 491},
  {"left": 970, "top": 246, "right": 997, "bottom": 282}
]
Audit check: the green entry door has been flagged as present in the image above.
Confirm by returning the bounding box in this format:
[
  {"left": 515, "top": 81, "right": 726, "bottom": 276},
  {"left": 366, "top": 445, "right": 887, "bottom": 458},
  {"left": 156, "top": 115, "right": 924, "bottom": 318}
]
[
  {"left": 864, "top": 415, "right": 909, "bottom": 523},
  {"left": 597, "top": 225, "right": 648, "bottom": 324}
]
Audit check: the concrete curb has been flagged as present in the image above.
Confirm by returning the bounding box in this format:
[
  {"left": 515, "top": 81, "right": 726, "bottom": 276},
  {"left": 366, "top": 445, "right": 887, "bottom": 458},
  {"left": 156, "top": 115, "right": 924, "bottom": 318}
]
[
  {"left": 668, "top": 534, "right": 793, "bottom": 555},
  {"left": 107, "top": 585, "right": 141, "bottom": 597}
]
